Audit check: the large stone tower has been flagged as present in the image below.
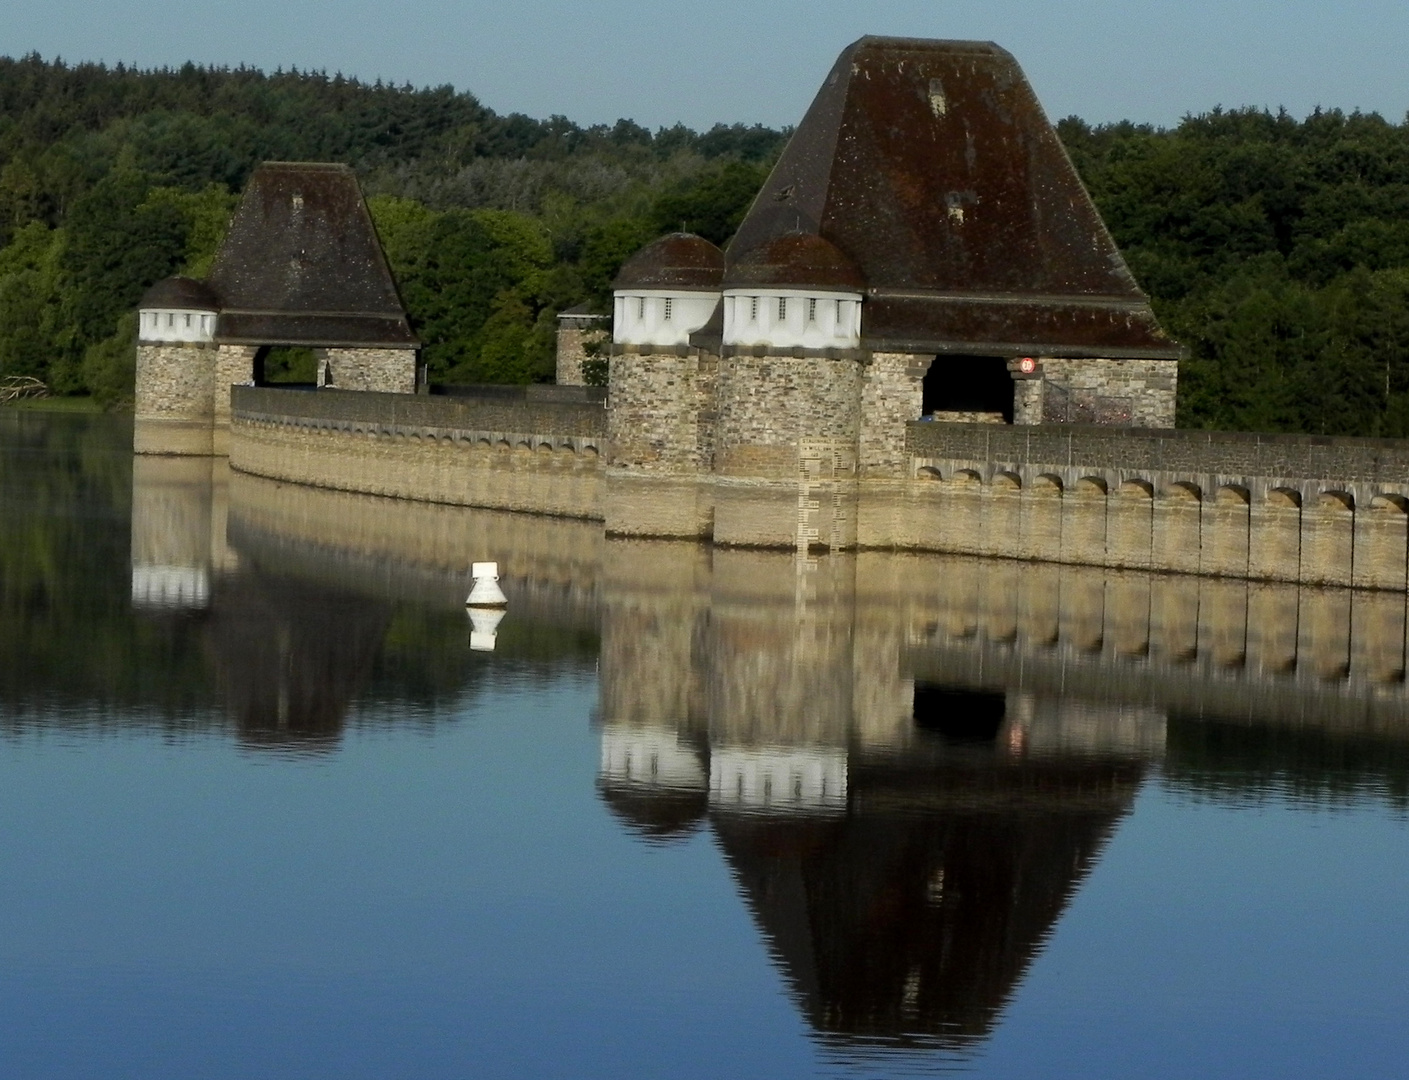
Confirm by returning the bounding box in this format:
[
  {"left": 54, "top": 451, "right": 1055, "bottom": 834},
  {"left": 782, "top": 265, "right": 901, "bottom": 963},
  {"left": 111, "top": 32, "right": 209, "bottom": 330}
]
[
  {"left": 134, "top": 162, "right": 418, "bottom": 455},
  {"left": 604, "top": 36, "right": 1181, "bottom": 548}
]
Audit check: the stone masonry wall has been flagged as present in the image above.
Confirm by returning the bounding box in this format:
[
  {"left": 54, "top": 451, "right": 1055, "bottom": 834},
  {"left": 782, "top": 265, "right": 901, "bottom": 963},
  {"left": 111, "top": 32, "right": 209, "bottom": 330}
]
[
  {"left": 714, "top": 354, "right": 863, "bottom": 479},
  {"left": 607, "top": 351, "right": 704, "bottom": 472},
  {"left": 320, "top": 347, "right": 417, "bottom": 393},
  {"left": 858, "top": 352, "right": 926, "bottom": 479},
  {"left": 134, "top": 342, "right": 217, "bottom": 455},
  {"left": 894, "top": 420, "right": 1409, "bottom": 589},
  {"left": 136, "top": 343, "right": 215, "bottom": 422},
  {"left": 556, "top": 319, "right": 608, "bottom": 386},
  {"left": 229, "top": 385, "right": 605, "bottom": 520},
  {"left": 211, "top": 345, "right": 258, "bottom": 455},
  {"left": 1035, "top": 357, "right": 1178, "bottom": 428}
]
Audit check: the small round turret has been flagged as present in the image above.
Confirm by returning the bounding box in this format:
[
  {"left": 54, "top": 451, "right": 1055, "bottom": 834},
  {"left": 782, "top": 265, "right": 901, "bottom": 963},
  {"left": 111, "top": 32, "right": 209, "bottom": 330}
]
[
  {"left": 722, "top": 233, "right": 865, "bottom": 350},
  {"left": 613, "top": 233, "right": 724, "bottom": 347},
  {"left": 138, "top": 276, "right": 220, "bottom": 343}
]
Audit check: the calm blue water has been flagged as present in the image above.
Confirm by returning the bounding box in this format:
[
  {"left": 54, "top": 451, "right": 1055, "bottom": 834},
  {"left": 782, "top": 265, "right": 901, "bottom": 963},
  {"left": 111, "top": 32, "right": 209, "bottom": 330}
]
[{"left": 2, "top": 410, "right": 1408, "bottom": 1079}]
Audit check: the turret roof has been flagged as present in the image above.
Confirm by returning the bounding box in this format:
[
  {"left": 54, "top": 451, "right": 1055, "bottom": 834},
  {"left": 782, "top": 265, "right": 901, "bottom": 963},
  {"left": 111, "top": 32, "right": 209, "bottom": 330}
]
[
  {"left": 724, "top": 232, "right": 865, "bottom": 291},
  {"left": 726, "top": 37, "right": 1179, "bottom": 359},
  {"left": 138, "top": 276, "right": 220, "bottom": 311},
  {"left": 613, "top": 233, "right": 725, "bottom": 291},
  {"left": 206, "top": 162, "right": 416, "bottom": 348}
]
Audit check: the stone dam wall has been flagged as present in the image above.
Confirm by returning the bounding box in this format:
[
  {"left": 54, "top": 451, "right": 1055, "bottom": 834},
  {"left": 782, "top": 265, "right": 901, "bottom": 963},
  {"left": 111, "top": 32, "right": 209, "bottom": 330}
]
[
  {"left": 889, "top": 422, "right": 1409, "bottom": 590},
  {"left": 229, "top": 386, "right": 1409, "bottom": 590},
  {"left": 228, "top": 385, "right": 606, "bottom": 520}
]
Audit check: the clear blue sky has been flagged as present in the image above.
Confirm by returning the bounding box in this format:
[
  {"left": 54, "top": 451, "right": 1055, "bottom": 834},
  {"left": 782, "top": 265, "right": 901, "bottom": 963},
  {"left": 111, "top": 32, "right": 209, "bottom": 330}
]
[{"left": 6, "top": 0, "right": 1408, "bottom": 131}]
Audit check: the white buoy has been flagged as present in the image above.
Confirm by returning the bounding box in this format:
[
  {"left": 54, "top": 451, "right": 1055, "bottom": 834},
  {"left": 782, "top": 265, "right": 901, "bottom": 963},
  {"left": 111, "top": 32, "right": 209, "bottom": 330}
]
[
  {"left": 466, "top": 561, "right": 508, "bottom": 608},
  {"left": 468, "top": 607, "right": 506, "bottom": 652}
]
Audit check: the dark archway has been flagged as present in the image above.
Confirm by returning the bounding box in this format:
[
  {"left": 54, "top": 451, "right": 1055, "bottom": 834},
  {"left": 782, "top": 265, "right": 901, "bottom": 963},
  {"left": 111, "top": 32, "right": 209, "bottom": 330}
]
[
  {"left": 922, "top": 355, "right": 1015, "bottom": 422},
  {"left": 913, "top": 683, "right": 1007, "bottom": 743},
  {"left": 252, "top": 345, "right": 319, "bottom": 387}
]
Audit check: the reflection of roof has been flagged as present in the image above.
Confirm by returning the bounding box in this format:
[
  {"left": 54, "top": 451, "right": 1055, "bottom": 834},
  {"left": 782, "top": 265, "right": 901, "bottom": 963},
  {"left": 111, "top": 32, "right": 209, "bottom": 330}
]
[
  {"left": 724, "top": 233, "right": 865, "bottom": 292},
  {"left": 713, "top": 754, "right": 1143, "bottom": 1049},
  {"left": 613, "top": 233, "right": 725, "bottom": 291},
  {"left": 139, "top": 276, "right": 220, "bottom": 311},
  {"left": 207, "top": 162, "right": 417, "bottom": 348},
  {"left": 726, "top": 37, "right": 1178, "bottom": 359},
  {"left": 599, "top": 784, "right": 708, "bottom": 844}
]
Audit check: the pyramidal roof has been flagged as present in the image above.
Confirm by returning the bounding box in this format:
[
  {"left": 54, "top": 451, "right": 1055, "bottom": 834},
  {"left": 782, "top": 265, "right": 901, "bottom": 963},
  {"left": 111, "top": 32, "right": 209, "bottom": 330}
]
[
  {"left": 727, "top": 38, "right": 1178, "bottom": 359},
  {"left": 207, "top": 162, "right": 416, "bottom": 348}
]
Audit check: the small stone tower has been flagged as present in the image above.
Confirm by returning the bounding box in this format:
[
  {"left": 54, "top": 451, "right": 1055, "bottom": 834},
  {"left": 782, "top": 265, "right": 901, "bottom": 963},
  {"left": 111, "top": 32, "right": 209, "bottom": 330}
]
[
  {"left": 605, "top": 233, "right": 725, "bottom": 538},
  {"left": 134, "top": 161, "right": 419, "bottom": 456},
  {"left": 135, "top": 277, "right": 222, "bottom": 455}
]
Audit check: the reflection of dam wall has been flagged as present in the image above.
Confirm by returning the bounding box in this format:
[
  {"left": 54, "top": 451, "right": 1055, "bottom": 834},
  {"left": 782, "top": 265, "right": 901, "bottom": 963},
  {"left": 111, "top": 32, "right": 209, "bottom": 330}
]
[
  {"left": 226, "top": 470, "right": 601, "bottom": 632},
  {"left": 876, "top": 552, "right": 1409, "bottom": 732}
]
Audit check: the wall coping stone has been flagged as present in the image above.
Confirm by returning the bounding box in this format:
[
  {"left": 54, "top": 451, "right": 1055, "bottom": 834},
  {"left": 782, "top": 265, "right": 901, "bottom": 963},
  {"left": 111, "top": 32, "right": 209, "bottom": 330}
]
[
  {"left": 232, "top": 385, "right": 607, "bottom": 438},
  {"left": 907, "top": 421, "right": 1409, "bottom": 486}
]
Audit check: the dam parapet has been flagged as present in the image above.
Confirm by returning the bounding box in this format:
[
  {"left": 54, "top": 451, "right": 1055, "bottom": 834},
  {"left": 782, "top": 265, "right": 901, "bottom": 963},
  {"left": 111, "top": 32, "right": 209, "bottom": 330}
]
[{"left": 229, "top": 385, "right": 605, "bottom": 519}]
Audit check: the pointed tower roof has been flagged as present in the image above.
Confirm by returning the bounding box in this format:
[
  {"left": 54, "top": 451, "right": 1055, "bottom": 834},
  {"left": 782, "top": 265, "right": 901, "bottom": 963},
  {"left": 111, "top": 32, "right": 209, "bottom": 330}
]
[
  {"left": 207, "top": 162, "right": 417, "bottom": 348},
  {"left": 727, "top": 38, "right": 1178, "bottom": 359}
]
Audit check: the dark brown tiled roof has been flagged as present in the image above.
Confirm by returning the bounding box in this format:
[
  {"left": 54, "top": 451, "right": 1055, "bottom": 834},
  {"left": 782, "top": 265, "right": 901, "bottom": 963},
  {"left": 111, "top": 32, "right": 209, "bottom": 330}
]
[
  {"left": 613, "top": 233, "right": 725, "bottom": 291},
  {"left": 138, "top": 276, "right": 220, "bottom": 311},
  {"left": 724, "top": 232, "right": 865, "bottom": 291},
  {"left": 726, "top": 38, "right": 1179, "bottom": 360},
  {"left": 208, "top": 162, "right": 417, "bottom": 348}
]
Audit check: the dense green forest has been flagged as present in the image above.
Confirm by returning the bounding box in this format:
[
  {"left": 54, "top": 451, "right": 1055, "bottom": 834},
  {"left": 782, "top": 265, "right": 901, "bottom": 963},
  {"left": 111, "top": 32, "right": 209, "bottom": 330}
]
[{"left": 2, "top": 54, "right": 1408, "bottom": 435}]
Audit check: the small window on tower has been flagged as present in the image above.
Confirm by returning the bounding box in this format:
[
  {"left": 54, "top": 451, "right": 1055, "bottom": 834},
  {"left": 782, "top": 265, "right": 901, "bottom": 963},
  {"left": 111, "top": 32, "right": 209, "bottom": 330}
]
[
  {"left": 750, "top": 297, "right": 759, "bottom": 321},
  {"left": 637, "top": 297, "right": 645, "bottom": 320},
  {"left": 778, "top": 297, "right": 788, "bottom": 320},
  {"left": 808, "top": 298, "right": 817, "bottom": 322},
  {"left": 663, "top": 298, "right": 673, "bottom": 322},
  {"left": 184, "top": 313, "right": 191, "bottom": 328},
  {"left": 166, "top": 313, "right": 174, "bottom": 327}
]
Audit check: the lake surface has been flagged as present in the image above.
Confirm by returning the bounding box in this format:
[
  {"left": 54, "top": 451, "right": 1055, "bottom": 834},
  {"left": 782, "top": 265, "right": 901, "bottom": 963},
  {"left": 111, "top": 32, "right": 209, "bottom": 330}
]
[{"left": 3, "top": 410, "right": 1409, "bottom": 1079}]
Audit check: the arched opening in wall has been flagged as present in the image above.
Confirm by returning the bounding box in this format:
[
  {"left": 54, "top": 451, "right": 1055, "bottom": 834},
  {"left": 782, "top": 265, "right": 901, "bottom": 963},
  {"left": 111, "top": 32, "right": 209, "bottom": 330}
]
[
  {"left": 1118, "top": 479, "right": 1154, "bottom": 499},
  {"left": 1217, "top": 484, "right": 1251, "bottom": 506},
  {"left": 1267, "top": 487, "right": 1302, "bottom": 509},
  {"left": 913, "top": 683, "right": 1006, "bottom": 742},
  {"left": 922, "top": 355, "right": 1014, "bottom": 422},
  {"left": 252, "top": 345, "right": 318, "bottom": 386},
  {"left": 993, "top": 471, "right": 1022, "bottom": 492}
]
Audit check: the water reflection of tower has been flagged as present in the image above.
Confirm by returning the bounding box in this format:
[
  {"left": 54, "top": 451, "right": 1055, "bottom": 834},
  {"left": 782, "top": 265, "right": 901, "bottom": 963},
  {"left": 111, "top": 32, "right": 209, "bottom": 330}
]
[
  {"left": 596, "top": 540, "right": 711, "bottom": 839},
  {"left": 130, "top": 455, "right": 390, "bottom": 749},
  {"left": 202, "top": 571, "right": 392, "bottom": 750},
  {"left": 129, "top": 456, "right": 239, "bottom": 610},
  {"left": 596, "top": 544, "right": 1163, "bottom": 1051}
]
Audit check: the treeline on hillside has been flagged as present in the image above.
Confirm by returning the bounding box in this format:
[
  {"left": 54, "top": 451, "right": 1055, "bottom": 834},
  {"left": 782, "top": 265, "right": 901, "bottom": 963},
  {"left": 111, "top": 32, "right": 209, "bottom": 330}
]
[
  {"left": 0, "top": 55, "right": 784, "bottom": 396},
  {"left": 3, "top": 55, "right": 1409, "bottom": 436},
  {"left": 1061, "top": 109, "right": 1409, "bottom": 434}
]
